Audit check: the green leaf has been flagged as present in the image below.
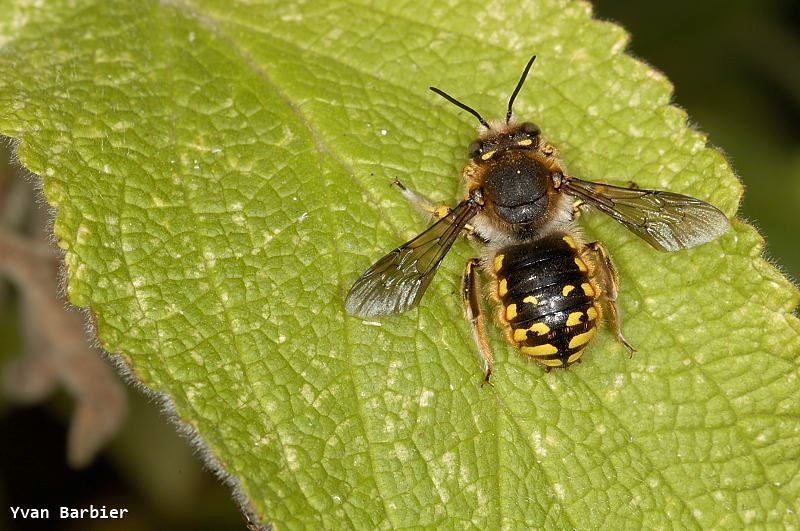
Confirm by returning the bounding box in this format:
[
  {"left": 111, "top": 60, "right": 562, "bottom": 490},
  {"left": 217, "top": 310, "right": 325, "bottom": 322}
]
[{"left": 2, "top": 0, "right": 798, "bottom": 528}]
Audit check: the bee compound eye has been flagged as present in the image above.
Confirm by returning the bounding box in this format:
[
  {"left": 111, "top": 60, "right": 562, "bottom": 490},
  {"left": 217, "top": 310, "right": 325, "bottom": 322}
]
[
  {"left": 521, "top": 122, "right": 541, "bottom": 136},
  {"left": 468, "top": 140, "right": 482, "bottom": 158}
]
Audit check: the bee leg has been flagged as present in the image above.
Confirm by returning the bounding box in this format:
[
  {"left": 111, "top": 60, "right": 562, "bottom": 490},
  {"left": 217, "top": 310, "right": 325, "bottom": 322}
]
[
  {"left": 570, "top": 198, "right": 586, "bottom": 218},
  {"left": 584, "top": 241, "right": 636, "bottom": 356},
  {"left": 462, "top": 257, "right": 495, "bottom": 386},
  {"left": 392, "top": 179, "right": 476, "bottom": 235},
  {"left": 392, "top": 178, "right": 451, "bottom": 219}
]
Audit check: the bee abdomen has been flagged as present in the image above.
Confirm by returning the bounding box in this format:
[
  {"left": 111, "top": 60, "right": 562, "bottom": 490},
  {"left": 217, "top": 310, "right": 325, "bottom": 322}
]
[{"left": 493, "top": 234, "right": 601, "bottom": 368}]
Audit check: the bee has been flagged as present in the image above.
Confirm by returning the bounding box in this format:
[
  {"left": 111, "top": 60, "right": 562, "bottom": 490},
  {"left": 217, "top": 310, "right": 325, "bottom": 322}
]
[{"left": 345, "top": 56, "right": 729, "bottom": 384}]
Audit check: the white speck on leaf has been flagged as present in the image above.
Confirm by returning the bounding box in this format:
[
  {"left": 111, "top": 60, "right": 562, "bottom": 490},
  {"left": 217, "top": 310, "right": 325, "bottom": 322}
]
[
  {"left": 302, "top": 384, "right": 314, "bottom": 404},
  {"left": 285, "top": 447, "right": 299, "bottom": 471},
  {"left": 419, "top": 389, "right": 434, "bottom": 407},
  {"left": 394, "top": 442, "right": 410, "bottom": 462},
  {"left": 532, "top": 429, "right": 547, "bottom": 457}
]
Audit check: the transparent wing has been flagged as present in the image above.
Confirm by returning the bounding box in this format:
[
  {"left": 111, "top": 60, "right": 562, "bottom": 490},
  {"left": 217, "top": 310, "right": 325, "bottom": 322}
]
[
  {"left": 345, "top": 200, "right": 478, "bottom": 318},
  {"left": 563, "top": 176, "right": 730, "bottom": 252}
]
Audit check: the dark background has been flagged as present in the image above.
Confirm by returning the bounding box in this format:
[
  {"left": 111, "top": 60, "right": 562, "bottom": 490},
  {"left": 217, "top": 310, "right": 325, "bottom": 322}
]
[
  {"left": 594, "top": 0, "right": 800, "bottom": 280},
  {"left": 1, "top": 2, "right": 797, "bottom": 530}
]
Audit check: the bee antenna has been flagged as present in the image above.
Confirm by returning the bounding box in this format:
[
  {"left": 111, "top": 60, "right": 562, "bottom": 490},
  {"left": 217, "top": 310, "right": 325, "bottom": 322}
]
[
  {"left": 429, "top": 86, "right": 491, "bottom": 130},
  {"left": 506, "top": 55, "right": 537, "bottom": 123}
]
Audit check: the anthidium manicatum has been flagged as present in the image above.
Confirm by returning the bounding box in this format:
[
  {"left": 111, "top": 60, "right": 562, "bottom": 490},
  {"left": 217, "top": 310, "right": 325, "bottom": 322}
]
[{"left": 346, "top": 56, "right": 729, "bottom": 384}]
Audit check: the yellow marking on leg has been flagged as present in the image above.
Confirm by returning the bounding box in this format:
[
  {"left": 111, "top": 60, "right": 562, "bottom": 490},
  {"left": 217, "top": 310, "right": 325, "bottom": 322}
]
[
  {"left": 586, "top": 306, "right": 599, "bottom": 321},
  {"left": 562, "top": 284, "right": 575, "bottom": 296},
  {"left": 514, "top": 322, "right": 551, "bottom": 341},
  {"left": 567, "top": 350, "right": 585, "bottom": 364},
  {"left": 566, "top": 311, "right": 584, "bottom": 326},
  {"left": 581, "top": 283, "right": 595, "bottom": 297},
  {"left": 494, "top": 254, "right": 505, "bottom": 272},
  {"left": 541, "top": 358, "right": 564, "bottom": 367},
  {"left": 523, "top": 295, "right": 538, "bottom": 304},
  {"left": 506, "top": 304, "right": 517, "bottom": 320},
  {"left": 521, "top": 343, "right": 558, "bottom": 357},
  {"left": 574, "top": 257, "right": 588, "bottom": 272},
  {"left": 518, "top": 138, "right": 533, "bottom": 146},
  {"left": 568, "top": 328, "right": 597, "bottom": 349},
  {"left": 481, "top": 150, "right": 496, "bottom": 160},
  {"left": 498, "top": 278, "right": 508, "bottom": 297},
  {"left": 562, "top": 235, "right": 578, "bottom": 249}
]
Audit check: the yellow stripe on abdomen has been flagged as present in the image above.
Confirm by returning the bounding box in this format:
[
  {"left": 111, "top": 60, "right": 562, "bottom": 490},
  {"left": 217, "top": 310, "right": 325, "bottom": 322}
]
[{"left": 521, "top": 343, "right": 558, "bottom": 357}]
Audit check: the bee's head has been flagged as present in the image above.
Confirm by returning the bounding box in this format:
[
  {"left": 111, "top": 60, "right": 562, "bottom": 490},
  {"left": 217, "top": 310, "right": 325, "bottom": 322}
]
[
  {"left": 467, "top": 121, "right": 541, "bottom": 162},
  {"left": 431, "top": 56, "right": 552, "bottom": 225},
  {"left": 429, "top": 54, "right": 540, "bottom": 163}
]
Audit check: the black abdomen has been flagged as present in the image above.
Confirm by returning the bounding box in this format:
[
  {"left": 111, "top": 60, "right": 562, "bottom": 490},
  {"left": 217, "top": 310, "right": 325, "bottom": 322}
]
[{"left": 493, "top": 234, "right": 601, "bottom": 368}]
